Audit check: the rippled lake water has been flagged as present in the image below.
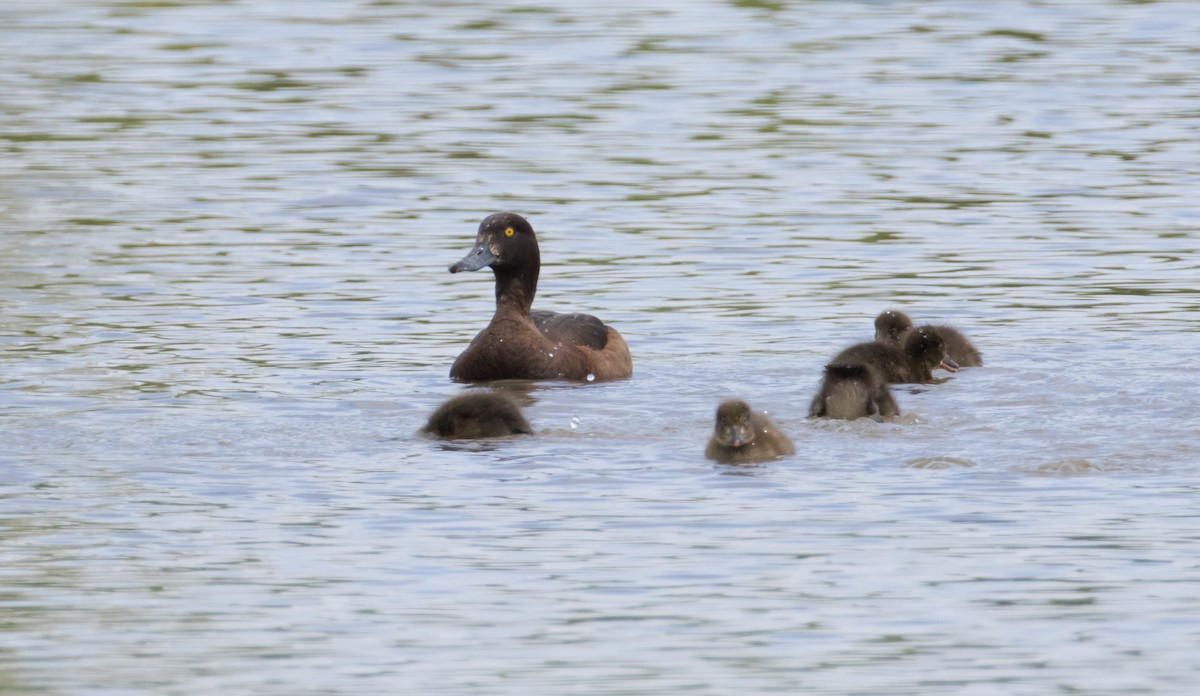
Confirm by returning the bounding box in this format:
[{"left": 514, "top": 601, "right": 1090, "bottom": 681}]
[{"left": 3, "top": 1, "right": 1200, "bottom": 693}]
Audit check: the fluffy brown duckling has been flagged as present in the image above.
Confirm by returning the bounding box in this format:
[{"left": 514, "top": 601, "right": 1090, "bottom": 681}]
[
  {"left": 874, "top": 309, "right": 983, "bottom": 367},
  {"left": 705, "top": 400, "right": 795, "bottom": 464},
  {"left": 833, "top": 325, "right": 958, "bottom": 384},
  {"left": 809, "top": 363, "right": 900, "bottom": 420},
  {"left": 874, "top": 309, "right": 913, "bottom": 346},
  {"left": 448, "top": 212, "right": 633, "bottom": 383},
  {"left": 421, "top": 392, "right": 533, "bottom": 440}
]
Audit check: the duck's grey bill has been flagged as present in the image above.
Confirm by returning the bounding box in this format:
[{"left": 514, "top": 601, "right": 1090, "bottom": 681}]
[{"left": 449, "top": 243, "right": 496, "bottom": 273}]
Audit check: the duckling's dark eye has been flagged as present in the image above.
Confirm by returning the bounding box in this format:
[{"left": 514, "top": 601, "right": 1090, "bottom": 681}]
[{"left": 504, "top": 227, "right": 515, "bottom": 237}]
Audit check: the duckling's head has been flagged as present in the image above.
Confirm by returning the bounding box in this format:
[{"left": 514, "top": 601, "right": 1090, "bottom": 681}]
[
  {"left": 712, "top": 400, "right": 757, "bottom": 448},
  {"left": 449, "top": 212, "right": 540, "bottom": 275},
  {"left": 906, "top": 326, "right": 958, "bottom": 373},
  {"left": 874, "top": 309, "right": 914, "bottom": 345}
]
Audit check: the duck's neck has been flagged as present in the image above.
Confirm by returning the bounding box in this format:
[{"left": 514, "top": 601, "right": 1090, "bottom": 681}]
[{"left": 493, "top": 264, "right": 539, "bottom": 315}]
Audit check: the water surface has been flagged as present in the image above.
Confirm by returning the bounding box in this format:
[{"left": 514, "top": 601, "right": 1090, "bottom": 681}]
[{"left": 2, "top": 1, "right": 1199, "bottom": 693}]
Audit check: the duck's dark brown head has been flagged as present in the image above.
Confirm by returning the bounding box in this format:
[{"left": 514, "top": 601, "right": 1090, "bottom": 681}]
[
  {"left": 713, "top": 400, "right": 756, "bottom": 448},
  {"left": 449, "top": 212, "right": 541, "bottom": 276},
  {"left": 874, "top": 309, "right": 914, "bottom": 345},
  {"left": 906, "top": 326, "right": 958, "bottom": 373}
]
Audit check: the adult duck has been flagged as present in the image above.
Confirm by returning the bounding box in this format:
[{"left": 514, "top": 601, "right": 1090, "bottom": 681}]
[{"left": 447, "top": 212, "right": 633, "bottom": 383}]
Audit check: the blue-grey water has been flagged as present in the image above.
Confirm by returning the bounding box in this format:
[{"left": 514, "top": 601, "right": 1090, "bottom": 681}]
[{"left": 3, "top": 1, "right": 1200, "bottom": 693}]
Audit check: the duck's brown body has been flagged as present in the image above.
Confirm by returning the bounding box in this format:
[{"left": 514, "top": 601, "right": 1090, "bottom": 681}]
[
  {"left": 450, "top": 312, "right": 631, "bottom": 383},
  {"left": 448, "top": 213, "right": 632, "bottom": 383}
]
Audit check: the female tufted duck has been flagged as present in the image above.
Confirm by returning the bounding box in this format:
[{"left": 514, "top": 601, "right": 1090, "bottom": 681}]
[
  {"left": 832, "top": 325, "right": 958, "bottom": 384},
  {"left": 448, "top": 213, "right": 633, "bottom": 383},
  {"left": 809, "top": 363, "right": 900, "bottom": 420},
  {"left": 421, "top": 391, "right": 533, "bottom": 440},
  {"left": 705, "top": 400, "right": 795, "bottom": 464},
  {"left": 874, "top": 309, "right": 983, "bottom": 367}
]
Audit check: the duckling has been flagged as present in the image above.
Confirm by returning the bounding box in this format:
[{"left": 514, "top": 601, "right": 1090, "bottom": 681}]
[
  {"left": 809, "top": 363, "right": 900, "bottom": 420},
  {"left": 705, "top": 400, "right": 795, "bottom": 464},
  {"left": 420, "top": 392, "right": 533, "bottom": 440},
  {"left": 833, "top": 325, "right": 958, "bottom": 384},
  {"left": 930, "top": 325, "right": 982, "bottom": 367},
  {"left": 874, "top": 309, "right": 913, "bottom": 346},
  {"left": 874, "top": 309, "right": 983, "bottom": 367}
]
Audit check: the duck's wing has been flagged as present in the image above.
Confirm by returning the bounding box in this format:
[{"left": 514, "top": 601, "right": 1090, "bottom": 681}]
[{"left": 531, "top": 309, "right": 609, "bottom": 350}]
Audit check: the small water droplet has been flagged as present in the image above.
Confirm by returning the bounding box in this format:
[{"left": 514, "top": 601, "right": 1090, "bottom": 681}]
[{"left": 586, "top": 373, "right": 595, "bottom": 382}]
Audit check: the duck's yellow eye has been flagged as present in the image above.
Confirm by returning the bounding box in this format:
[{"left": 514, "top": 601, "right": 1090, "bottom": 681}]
[{"left": 504, "top": 227, "right": 515, "bottom": 237}]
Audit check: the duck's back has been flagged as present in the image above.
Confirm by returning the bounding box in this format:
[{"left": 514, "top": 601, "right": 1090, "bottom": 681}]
[
  {"left": 450, "top": 315, "right": 586, "bottom": 382},
  {"left": 809, "top": 373, "right": 870, "bottom": 419},
  {"left": 810, "top": 363, "right": 899, "bottom": 419},
  {"left": 832, "top": 341, "right": 914, "bottom": 383},
  {"left": 450, "top": 311, "right": 631, "bottom": 383},
  {"left": 531, "top": 309, "right": 609, "bottom": 350},
  {"left": 750, "top": 412, "right": 796, "bottom": 458},
  {"left": 421, "top": 392, "right": 533, "bottom": 439},
  {"left": 531, "top": 308, "right": 631, "bottom": 381}
]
